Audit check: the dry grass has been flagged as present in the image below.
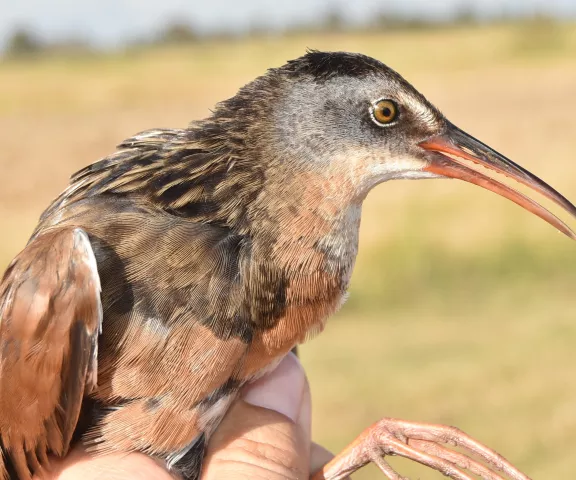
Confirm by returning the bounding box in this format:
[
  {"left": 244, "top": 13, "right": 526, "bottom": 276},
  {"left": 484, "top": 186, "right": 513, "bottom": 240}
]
[
  {"left": 1, "top": 24, "right": 576, "bottom": 478},
  {"left": 302, "top": 292, "right": 576, "bottom": 478}
]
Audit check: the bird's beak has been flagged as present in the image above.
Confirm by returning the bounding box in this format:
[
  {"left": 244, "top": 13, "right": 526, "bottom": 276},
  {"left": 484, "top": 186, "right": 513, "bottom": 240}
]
[{"left": 419, "top": 123, "right": 576, "bottom": 240}]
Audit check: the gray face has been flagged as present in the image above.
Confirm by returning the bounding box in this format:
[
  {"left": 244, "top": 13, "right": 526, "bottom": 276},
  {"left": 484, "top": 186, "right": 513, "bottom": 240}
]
[{"left": 269, "top": 71, "right": 448, "bottom": 198}]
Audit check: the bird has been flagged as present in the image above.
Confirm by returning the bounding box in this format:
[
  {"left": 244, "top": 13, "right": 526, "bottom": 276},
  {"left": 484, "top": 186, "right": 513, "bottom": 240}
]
[{"left": 1, "top": 50, "right": 575, "bottom": 480}]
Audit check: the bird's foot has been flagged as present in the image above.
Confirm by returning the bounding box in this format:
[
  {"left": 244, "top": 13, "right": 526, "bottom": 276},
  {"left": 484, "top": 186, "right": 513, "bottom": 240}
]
[{"left": 311, "top": 417, "right": 532, "bottom": 480}]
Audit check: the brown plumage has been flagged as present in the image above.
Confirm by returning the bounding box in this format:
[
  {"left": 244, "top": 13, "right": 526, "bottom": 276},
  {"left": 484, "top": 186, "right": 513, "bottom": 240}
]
[
  {"left": 0, "top": 227, "right": 101, "bottom": 479},
  {"left": 1, "top": 50, "right": 575, "bottom": 480}
]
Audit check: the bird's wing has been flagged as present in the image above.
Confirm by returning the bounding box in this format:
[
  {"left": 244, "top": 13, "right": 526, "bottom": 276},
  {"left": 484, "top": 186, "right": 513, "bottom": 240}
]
[
  {"left": 33, "top": 197, "right": 255, "bottom": 460},
  {"left": 0, "top": 227, "right": 102, "bottom": 479}
]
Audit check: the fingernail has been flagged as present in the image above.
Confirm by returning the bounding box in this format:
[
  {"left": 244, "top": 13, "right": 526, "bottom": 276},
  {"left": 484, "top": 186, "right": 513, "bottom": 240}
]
[{"left": 242, "top": 352, "right": 307, "bottom": 423}]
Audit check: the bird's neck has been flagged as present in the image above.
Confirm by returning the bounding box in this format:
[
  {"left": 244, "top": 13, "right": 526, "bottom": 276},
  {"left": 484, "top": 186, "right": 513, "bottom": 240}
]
[
  {"left": 241, "top": 187, "right": 361, "bottom": 355},
  {"left": 249, "top": 170, "right": 362, "bottom": 287}
]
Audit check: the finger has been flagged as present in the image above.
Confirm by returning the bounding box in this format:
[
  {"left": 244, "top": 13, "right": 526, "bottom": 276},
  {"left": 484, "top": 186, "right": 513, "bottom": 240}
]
[
  {"left": 42, "top": 446, "right": 172, "bottom": 480},
  {"left": 202, "top": 353, "right": 312, "bottom": 480}
]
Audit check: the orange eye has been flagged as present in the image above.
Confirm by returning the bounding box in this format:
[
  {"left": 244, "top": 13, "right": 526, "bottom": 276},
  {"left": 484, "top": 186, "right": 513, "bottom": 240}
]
[{"left": 371, "top": 99, "right": 398, "bottom": 126}]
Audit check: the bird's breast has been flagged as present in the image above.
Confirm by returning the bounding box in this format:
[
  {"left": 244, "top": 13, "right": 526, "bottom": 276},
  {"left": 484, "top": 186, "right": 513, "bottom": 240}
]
[
  {"left": 242, "top": 230, "right": 357, "bottom": 377},
  {"left": 242, "top": 281, "right": 347, "bottom": 378}
]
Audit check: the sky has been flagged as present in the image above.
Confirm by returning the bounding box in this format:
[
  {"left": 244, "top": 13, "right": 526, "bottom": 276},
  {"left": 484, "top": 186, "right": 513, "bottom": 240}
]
[{"left": 1, "top": 0, "right": 575, "bottom": 50}]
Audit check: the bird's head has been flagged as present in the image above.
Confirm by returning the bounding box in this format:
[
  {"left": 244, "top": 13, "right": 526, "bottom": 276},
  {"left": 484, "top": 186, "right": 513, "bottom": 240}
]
[{"left": 210, "top": 50, "right": 576, "bottom": 238}]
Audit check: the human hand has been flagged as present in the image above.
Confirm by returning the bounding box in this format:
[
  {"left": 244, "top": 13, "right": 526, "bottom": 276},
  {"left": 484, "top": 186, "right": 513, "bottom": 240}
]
[{"left": 44, "top": 353, "right": 333, "bottom": 479}]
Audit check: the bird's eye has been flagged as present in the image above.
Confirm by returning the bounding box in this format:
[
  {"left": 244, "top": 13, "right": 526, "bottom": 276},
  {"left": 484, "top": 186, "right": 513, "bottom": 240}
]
[{"left": 370, "top": 99, "right": 398, "bottom": 126}]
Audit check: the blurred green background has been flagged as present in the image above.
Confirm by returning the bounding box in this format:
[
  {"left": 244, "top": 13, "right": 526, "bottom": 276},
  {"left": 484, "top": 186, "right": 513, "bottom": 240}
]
[{"left": 1, "top": 2, "right": 576, "bottom": 478}]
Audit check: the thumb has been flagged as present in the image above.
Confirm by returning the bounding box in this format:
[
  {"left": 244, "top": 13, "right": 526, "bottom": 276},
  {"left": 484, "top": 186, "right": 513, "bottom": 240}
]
[{"left": 201, "top": 353, "right": 311, "bottom": 480}]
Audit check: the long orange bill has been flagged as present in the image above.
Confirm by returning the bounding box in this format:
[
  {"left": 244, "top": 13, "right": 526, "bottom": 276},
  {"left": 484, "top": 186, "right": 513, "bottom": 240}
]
[{"left": 419, "top": 123, "right": 576, "bottom": 240}]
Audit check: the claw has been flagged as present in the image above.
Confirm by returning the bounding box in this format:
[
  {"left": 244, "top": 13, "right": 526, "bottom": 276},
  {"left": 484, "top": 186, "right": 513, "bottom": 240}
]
[{"left": 310, "top": 417, "right": 532, "bottom": 480}]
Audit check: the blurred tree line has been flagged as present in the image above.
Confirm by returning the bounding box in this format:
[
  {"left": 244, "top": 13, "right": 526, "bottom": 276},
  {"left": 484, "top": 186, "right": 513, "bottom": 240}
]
[{"left": 2, "top": 4, "right": 567, "bottom": 60}]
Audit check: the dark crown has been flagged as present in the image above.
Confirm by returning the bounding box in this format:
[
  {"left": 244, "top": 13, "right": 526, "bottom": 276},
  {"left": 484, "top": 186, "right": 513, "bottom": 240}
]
[{"left": 280, "top": 50, "right": 391, "bottom": 82}]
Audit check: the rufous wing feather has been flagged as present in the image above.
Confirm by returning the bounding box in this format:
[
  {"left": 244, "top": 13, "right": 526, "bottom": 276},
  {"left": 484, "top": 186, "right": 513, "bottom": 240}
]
[{"left": 0, "top": 227, "right": 102, "bottom": 479}]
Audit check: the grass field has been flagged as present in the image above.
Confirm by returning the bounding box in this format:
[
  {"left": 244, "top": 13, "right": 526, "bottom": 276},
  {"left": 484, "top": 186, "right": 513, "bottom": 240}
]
[{"left": 2, "top": 23, "right": 576, "bottom": 478}]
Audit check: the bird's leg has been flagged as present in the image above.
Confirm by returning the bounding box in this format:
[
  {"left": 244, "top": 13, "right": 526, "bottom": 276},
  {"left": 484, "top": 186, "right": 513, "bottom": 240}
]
[{"left": 311, "top": 417, "right": 532, "bottom": 480}]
